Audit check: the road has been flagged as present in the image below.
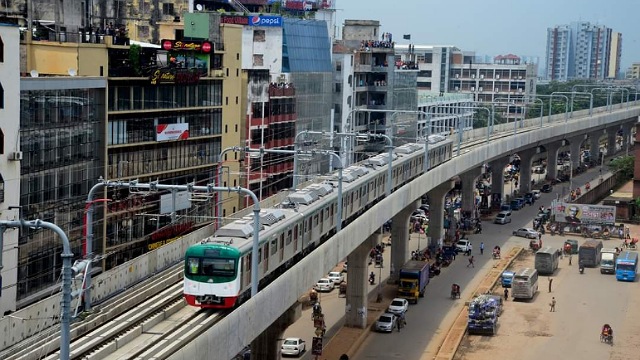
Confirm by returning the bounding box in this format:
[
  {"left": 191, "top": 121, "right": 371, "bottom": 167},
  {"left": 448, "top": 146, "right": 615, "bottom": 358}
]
[{"left": 278, "top": 162, "right": 610, "bottom": 360}]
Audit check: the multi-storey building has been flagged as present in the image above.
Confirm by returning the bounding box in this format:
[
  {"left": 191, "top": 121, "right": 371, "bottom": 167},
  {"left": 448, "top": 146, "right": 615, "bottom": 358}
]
[
  {"left": 395, "top": 45, "right": 537, "bottom": 121},
  {"left": 546, "top": 21, "right": 622, "bottom": 81},
  {"left": 333, "top": 20, "right": 417, "bottom": 164},
  {"left": 626, "top": 63, "right": 640, "bottom": 80},
  {"left": 0, "top": 23, "right": 21, "bottom": 315}
]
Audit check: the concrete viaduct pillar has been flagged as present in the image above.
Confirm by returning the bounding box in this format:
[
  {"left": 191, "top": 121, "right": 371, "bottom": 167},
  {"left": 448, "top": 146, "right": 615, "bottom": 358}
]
[
  {"left": 622, "top": 123, "right": 633, "bottom": 154},
  {"left": 390, "top": 201, "right": 418, "bottom": 282},
  {"left": 607, "top": 129, "right": 617, "bottom": 156},
  {"left": 545, "top": 142, "right": 561, "bottom": 180},
  {"left": 588, "top": 132, "right": 601, "bottom": 162},
  {"left": 517, "top": 148, "right": 538, "bottom": 194},
  {"left": 568, "top": 135, "right": 585, "bottom": 172},
  {"left": 251, "top": 303, "right": 301, "bottom": 360},
  {"left": 345, "top": 232, "right": 380, "bottom": 328},
  {"left": 460, "top": 167, "right": 482, "bottom": 216},
  {"left": 427, "top": 180, "right": 455, "bottom": 247},
  {"left": 490, "top": 157, "right": 510, "bottom": 205}
]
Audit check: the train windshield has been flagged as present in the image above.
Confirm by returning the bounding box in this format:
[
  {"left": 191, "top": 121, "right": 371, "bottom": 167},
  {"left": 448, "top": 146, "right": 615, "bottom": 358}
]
[{"left": 187, "top": 257, "right": 236, "bottom": 276}]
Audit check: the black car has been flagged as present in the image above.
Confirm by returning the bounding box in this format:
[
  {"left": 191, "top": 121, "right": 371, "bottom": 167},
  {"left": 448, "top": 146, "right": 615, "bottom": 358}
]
[{"left": 541, "top": 184, "right": 553, "bottom": 193}]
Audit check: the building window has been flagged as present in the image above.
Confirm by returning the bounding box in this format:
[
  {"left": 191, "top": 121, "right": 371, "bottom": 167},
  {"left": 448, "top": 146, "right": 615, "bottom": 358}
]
[
  {"left": 336, "top": 61, "right": 342, "bottom": 71},
  {"left": 253, "top": 30, "right": 265, "bottom": 42},
  {"left": 162, "top": 3, "right": 174, "bottom": 15},
  {"left": 0, "top": 35, "right": 3, "bottom": 62},
  {"left": 0, "top": 81, "right": 3, "bottom": 109},
  {"left": 253, "top": 54, "right": 264, "bottom": 66},
  {"left": 0, "top": 128, "right": 3, "bottom": 154},
  {"left": 0, "top": 174, "right": 4, "bottom": 203}
]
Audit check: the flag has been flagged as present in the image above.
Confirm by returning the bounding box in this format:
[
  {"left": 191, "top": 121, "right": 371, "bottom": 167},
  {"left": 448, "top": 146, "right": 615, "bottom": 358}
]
[{"left": 403, "top": 34, "right": 411, "bottom": 40}]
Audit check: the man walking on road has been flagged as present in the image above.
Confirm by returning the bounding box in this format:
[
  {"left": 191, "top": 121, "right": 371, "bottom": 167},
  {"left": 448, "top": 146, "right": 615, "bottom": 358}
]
[
  {"left": 550, "top": 297, "right": 556, "bottom": 312},
  {"left": 480, "top": 242, "right": 484, "bottom": 255},
  {"left": 467, "top": 256, "right": 475, "bottom": 268}
]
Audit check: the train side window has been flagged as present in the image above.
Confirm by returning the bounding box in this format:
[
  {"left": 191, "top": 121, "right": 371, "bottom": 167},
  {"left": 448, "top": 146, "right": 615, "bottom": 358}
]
[
  {"left": 271, "top": 238, "right": 278, "bottom": 255},
  {"left": 264, "top": 244, "right": 269, "bottom": 259},
  {"left": 258, "top": 248, "right": 262, "bottom": 263},
  {"left": 287, "top": 229, "right": 292, "bottom": 245},
  {"left": 325, "top": 208, "right": 329, "bottom": 219},
  {"left": 314, "top": 214, "right": 319, "bottom": 226}
]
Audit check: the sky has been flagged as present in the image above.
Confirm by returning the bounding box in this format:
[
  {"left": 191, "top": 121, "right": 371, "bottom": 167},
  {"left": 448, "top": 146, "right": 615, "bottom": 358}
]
[{"left": 336, "top": 0, "right": 638, "bottom": 72}]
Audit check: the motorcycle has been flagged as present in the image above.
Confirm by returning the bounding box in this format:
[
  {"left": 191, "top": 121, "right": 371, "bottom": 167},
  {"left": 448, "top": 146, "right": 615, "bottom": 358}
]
[
  {"left": 368, "top": 274, "right": 375, "bottom": 285},
  {"left": 579, "top": 265, "right": 585, "bottom": 274}
]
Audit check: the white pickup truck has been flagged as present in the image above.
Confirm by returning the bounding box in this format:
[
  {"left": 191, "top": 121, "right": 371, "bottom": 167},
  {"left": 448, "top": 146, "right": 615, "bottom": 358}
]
[{"left": 600, "top": 248, "right": 618, "bottom": 274}]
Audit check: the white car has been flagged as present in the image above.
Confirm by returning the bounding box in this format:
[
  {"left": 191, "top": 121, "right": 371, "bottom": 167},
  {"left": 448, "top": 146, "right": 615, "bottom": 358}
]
[
  {"left": 531, "top": 189, "right": 541, "bottom": 199},
  {"left": 314, "top": 278, "right": 335, "bottom": 292},
  {"left": 387, "top": 298, "right": 409, "bottom": 315},
  {"left": 281, "top": 337, "right": 305, "bottom": 357},
  {"left": 375, "top": 313, "right": 397, "bottom": 332},
  {"left": 327, "top": 271, "right": 344, "bottom": 284},
  {"left": 456, "top": 240, "right": 471, "bottom": 253},
  {"left": 512, "top": 228, "right": 539, "bottom": 239}
]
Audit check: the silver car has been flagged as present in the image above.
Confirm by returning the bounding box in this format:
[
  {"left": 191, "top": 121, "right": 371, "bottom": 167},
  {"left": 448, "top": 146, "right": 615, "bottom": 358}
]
[
  {"left": 375, "top": 313, "right": 397, "bottom": 332},
  {"left": 512, "top": 228, "right": 539, "bottom": 239},
  {"left": 494, "top": 211, "right": 512, "bottom": 225}
]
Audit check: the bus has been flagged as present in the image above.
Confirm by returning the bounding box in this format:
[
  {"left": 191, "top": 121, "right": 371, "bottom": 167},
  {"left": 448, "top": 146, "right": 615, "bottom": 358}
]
[
  {"left": 615, "top": 251, "right": 638, "bottom": 282},
  {"left": 512, "top": 268, "right": 539, "bottom": 300},
  {"left": 535, "top": 247, "right": 559, "bottom": 275}
]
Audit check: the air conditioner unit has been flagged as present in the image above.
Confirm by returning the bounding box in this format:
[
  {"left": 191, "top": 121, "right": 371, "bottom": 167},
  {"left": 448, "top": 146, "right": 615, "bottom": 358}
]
[
  {"left": 495, "top": 88, "right": 499, "bottom": 92},
  {"left": 454, "top": 86, "right": 459, "bottom": 91},
  {"left": 8, "top": 151, "right": 23, "bottom": 161},
  {"left": 518, "top": 88, "right": 523, "bottom": 93},
  {"left": 496, "top": 74, "right": 500, "bottom": 79},
  {"left": 471, "top": 74, "right": 476, "bottom": 79},
  {"left": 480, "top": 74, "right": 484, "bottom": 79},
  {"left": 479, "top": 87, "right": 483, "bottom": 92},
  {"left": 455, "top": 73, "right": 459, "bottom": 79},
  {"left": 471, "top": 86, "right": 475, "bottom": 91},
  {"left": 518, "top": 76, "right": 523, "bottom": 80},
  {"left": 213, "top": 70, "right": 224, "bottom": 77}
]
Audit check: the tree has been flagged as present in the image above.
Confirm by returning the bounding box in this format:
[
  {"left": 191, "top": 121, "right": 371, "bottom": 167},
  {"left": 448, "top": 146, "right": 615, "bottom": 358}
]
[{"left": 608, "top": 155, "right": 634, "bottom": 179}]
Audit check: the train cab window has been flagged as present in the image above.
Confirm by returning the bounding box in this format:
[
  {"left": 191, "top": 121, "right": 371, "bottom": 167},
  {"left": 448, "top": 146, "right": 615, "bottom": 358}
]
[
  {"left": 187, "top": 257, "right": 199, "bottom": 274},
  {"left": 199, "top": 258, "right": 236, "bottom": 276}
]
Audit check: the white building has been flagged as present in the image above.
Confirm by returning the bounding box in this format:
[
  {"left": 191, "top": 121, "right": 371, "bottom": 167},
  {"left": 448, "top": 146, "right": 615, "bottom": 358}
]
[{"left": 0, "top": 23, "right": 21, "bottom": 315}]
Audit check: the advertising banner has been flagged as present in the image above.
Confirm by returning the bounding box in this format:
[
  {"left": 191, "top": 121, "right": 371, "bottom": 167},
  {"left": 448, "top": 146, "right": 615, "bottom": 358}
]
[
  {"left": 550, "top": 201, "right": 616, "bottom": 225},
  {"left": 221, "top": 15, "right": 283, "bottom": 27},
  {"left": 156, "top": 123, "right": 189, "bottom": 141}
]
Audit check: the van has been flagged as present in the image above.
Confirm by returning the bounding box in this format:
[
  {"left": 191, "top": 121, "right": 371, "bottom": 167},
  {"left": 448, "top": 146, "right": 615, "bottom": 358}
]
[
  {"left": 600, "top": 248, "right": 618, "bottom": 274},
  {"left": 494, "top": 211, "right": 512, "bottom": 225}
]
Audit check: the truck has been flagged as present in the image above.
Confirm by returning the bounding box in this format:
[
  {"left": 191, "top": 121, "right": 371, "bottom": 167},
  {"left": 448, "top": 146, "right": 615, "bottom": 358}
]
[
  {"left": 397, "top": 260, "right": 430, "bottom": 304},
  {"left": 600, "top": 248, "right": 618, "bottom": 274},
  {"left": 467, "top": 294, "right": 502, "bottom": 335},
  {"left": 578, "top": 239, "right": 603, "bottom": 267}
]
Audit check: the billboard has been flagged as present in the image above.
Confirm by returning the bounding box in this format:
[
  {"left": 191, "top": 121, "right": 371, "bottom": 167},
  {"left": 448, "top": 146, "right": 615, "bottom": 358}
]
[
  {"left": 156, "top": 123, "right": 189, "bottom": 141},
  {"left": 550, "top": 201, "right": 616, "bottom": 225},
  {"left": 220, "top": 15, "right": 283, "bottom": 27}
]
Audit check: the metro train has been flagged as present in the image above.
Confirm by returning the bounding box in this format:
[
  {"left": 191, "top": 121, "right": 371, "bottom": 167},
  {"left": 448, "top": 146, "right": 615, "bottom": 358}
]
[{"left": 183, "top": 136, "right": 454, "bottom": 308}]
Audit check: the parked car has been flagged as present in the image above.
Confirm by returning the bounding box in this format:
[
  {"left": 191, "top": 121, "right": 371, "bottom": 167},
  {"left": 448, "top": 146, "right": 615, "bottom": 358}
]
[
  {"left": 524, "top": 193, "right": 535, "bottom": 205},
  {"left": 314, "top": 278, "right": 335, "bottom": 292},
  {"left": 500, "top": 204, "right": 512, "bottom": 214},
  {"left": 541, "top": 184, "right": 553, "bottom": 193},
  {"left": 512, "top": 228, "right": 539, "bottom": 239},
  {"left": 494, "top": 211, "right": 512, "bottom": 225},
  {"left": 281, "top": 338, "right": 306, "bottom": 357},
  {"left": 510, "top": 199, "right": 523, "bottom": 210},
  {"left": 327, "top": 271, "right": 344, "bottom": 284},
  {"left": 387, "top": 298, "right": 409, "bottom": 315},
  {"left": 456, "top": 240, "right": 472, "bottom": 253},
  {"left": 375, "top": 313, "right": 397, "bottom": 332}
]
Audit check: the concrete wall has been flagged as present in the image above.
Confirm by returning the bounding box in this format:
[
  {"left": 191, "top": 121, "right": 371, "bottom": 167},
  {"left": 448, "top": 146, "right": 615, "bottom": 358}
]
[{"left": 169, "top": 104, "right": 640, "bottom": 360}]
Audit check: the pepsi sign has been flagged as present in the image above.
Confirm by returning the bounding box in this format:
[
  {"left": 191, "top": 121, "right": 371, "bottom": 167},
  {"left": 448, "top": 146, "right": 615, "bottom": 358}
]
[
  {"left": 250, "top": 15, "right": 282, "bottom": 27},
  {"left": 221, "top": 15, "right": 282, "bottom": 27}
]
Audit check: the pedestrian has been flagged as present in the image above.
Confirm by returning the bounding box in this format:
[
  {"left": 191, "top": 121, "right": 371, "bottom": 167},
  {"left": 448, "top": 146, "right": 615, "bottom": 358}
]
[
  {"left": 504, "top": 288, "right": 509, "bottom": 301},
  {"left": 550, "top": 297, "right": 556, "bottom": 312},
  {"left": 538, "top": 232, "right": 542, "bottom": 241},
  {"left": 480, "top": 242, "right": 484, "bottom": 255},
  {"left": 467, "top": 256, "right": 475, "bottom": 268},
  {"left": 569, "top": 254, "right": 572, "bottom": 266},
  {"left": 548, "top": 277, "right": 553, "bottom": 292},
  {"left": 467, "top": 243, "right": 473, "bottom": 256}
]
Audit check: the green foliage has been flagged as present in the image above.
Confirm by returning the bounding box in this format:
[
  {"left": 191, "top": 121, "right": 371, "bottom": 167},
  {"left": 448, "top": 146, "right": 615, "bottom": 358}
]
[
  {"left": 216, "top": 9, "right": 226, "bottom": 14},
  {"left": 128, "top": 44, "right": 142, "bottom": 76},
  {"left": 608, "top": 155, "right": 634, "bottom": 179}
]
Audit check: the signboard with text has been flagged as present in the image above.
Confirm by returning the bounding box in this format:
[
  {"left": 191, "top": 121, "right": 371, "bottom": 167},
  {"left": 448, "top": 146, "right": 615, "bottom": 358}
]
[
  {"left": 161, "top": 39, "right": 213, "bottom": 53},
  {"left": 150, "top": 68, "right": 201, "bottom": 85},
  {"left": 221, "top": 15, "right": 283, "bottom": 27},
  {"left": 156, "top": 123, "right": 189, "bottom": 141},
  {"left": 550, "top": 201, "right": 616, "bottom": 225}
]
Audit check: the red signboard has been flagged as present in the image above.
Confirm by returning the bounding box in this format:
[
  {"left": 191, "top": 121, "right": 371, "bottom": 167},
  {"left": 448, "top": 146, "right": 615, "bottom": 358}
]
[{"left": 161, "top": 39, "right": 213, "bottom": 53}]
